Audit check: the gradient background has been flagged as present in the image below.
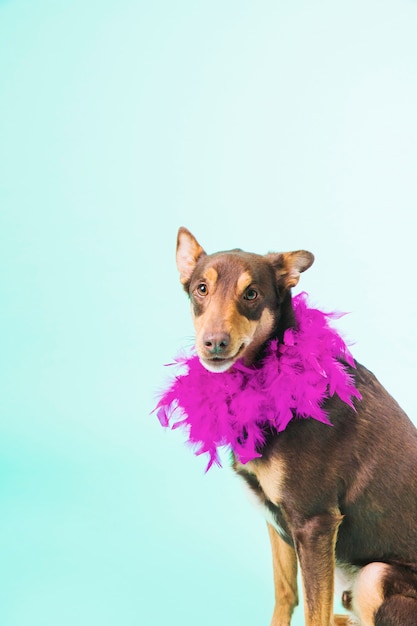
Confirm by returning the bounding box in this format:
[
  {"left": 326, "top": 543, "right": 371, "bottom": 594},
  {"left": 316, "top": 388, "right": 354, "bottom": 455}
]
[{"left": 1, "top": 1, "right": 417, "bottom": 625}]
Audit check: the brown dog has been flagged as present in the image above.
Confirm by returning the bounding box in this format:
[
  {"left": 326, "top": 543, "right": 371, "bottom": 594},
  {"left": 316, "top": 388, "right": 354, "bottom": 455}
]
[{"left": 175, "top": 226, "right": 417, "bottom": 626}]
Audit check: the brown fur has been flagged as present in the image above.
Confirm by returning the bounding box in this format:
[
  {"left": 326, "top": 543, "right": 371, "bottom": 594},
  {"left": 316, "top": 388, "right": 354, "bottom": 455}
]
[{"left": 175, "top": 227, "right": 417, "bottom": 626}]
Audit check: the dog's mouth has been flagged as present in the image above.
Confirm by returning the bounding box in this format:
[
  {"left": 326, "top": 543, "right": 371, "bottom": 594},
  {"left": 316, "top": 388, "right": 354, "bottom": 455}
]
[{"left": 200, "top": 344, "right": 246, "bottom": 373}]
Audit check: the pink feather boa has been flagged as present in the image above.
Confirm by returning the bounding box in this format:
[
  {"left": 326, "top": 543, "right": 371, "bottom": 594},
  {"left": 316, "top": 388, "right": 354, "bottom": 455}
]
[{"left": 155, "top": 293, "right": 362, "bottom": 470}]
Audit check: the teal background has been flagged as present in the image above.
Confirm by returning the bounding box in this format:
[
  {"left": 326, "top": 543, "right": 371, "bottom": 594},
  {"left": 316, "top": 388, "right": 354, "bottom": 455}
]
[{"left": 1, "top": 1, "right": 417, "bottom": 625}]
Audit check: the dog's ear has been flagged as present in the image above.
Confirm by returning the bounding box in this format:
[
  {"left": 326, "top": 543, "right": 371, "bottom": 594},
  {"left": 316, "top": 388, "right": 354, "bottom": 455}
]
[
  {"left": 176, "top": 227, "right": 206, "bottom": 288},
  {"left": 266, "top": 250, "right": 314, "bottom": 289}
]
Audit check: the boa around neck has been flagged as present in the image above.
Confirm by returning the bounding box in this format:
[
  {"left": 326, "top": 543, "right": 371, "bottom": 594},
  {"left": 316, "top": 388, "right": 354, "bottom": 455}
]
[{"left": 155, "top": 292, "right": 361, "bottom": 471}]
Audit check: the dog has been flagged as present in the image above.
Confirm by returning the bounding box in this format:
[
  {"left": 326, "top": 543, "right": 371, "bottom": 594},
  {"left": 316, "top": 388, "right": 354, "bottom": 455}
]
[{"left": 175, "top": 226, "right": 417, "bottom": 626}]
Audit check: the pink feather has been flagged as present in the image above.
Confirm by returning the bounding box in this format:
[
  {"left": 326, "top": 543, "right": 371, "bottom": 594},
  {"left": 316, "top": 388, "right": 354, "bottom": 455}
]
[{"left": 154, "top": 292, "right": 362, "bottom": 471}]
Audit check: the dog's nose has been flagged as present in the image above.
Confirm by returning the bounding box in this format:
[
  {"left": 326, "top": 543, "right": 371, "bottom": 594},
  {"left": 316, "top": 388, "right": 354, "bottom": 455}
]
[{"left": 203, "top": 332, "right": 230, "bottom": 355}]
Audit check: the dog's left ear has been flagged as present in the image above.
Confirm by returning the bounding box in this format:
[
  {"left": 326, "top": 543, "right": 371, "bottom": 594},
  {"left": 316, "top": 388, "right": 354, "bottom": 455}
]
[
  {"left": 176, "top": 227, "right": 207, "bottom": 288},
  {"left": 266, "top": 250, "right": 314, "bottom": 289}
]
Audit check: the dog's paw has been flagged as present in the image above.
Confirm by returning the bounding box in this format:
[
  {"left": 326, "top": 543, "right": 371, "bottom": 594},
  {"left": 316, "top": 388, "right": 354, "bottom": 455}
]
[{"left": 269, "top": 606, "right": 292, "bottom": 626}]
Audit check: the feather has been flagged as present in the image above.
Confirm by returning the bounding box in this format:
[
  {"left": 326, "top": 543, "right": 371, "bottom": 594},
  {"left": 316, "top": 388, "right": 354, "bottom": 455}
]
[{"left": 153, "top": 292, "right": 362, "bottom": 471}]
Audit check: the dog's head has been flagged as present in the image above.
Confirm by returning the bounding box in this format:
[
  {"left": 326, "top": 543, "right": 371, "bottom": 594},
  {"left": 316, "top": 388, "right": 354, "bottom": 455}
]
[{"left": 176, "top": 227, "right": 314, "bottom": 373}]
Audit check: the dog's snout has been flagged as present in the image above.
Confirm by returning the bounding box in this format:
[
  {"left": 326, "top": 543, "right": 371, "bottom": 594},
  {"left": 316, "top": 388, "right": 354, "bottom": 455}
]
[{"left": 203, "top": 332, "right": 230, "bottom": 355}]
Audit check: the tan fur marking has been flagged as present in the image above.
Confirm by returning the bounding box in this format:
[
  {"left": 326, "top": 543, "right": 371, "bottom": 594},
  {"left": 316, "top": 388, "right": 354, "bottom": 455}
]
[
  {"left": 252, "top": 307, "right": 274, "bottom": 341},
  {"left": 268, "top": 523, "right": 299, "bottom": 626},
  {"left": 242, "top": 308, "right": 275, "bottom": 365},
  {"left": 236, "top": 270, "right": 252, "bottom": 294},
  {"left": 333, "top": 616, "right": 355, "bottom": 625},
  {"left": 250, "top": 456, "right": 286, "bottom": 504},
  {"left": 204, "top": 266, "right": 218, "bottom": 287},
  {"left": 226, "top": 302, "right": 254, "bottom": 339},
  {"left": 352, "top": 563, "right": 388, "bottom": 626}
]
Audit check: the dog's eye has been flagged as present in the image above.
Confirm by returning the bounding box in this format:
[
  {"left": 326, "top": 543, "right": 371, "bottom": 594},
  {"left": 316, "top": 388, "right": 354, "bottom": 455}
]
[
  {"left": 196, "top": 283, "right": 208, "bottom": 296},
  {"left": 244, "top": 288, "right": 258, "bottom": 301}
]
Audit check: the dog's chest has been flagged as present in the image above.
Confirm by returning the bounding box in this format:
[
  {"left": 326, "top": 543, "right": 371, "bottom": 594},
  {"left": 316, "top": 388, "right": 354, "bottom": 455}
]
[{"left": 234, "top": 455, "right": 290, "bottom": 538}]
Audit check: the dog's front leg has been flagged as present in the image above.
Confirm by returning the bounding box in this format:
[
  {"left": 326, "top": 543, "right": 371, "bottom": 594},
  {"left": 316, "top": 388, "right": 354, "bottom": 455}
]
[
  {"left": 267, "top": 523, "right": 298, "bottom": 626},
  {"left": 293, "top": 510, "right": 343, "bottom": 626}
]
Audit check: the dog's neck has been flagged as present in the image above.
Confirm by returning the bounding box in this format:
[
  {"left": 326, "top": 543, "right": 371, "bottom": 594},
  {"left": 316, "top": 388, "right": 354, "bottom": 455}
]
[{"left": 275, "top": 291, "right": 297, "bottom": 341}]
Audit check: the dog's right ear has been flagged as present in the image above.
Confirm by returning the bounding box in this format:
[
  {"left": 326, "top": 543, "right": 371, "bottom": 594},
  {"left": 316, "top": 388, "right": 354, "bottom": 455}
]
[{"left": 176, "top": 227, "right": 206, "bottom": 289}]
